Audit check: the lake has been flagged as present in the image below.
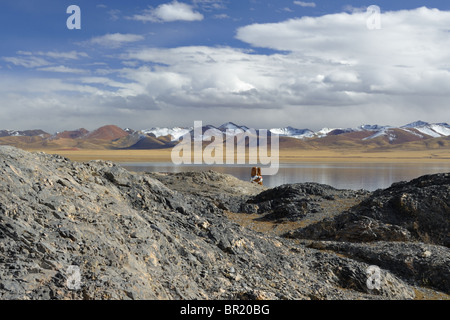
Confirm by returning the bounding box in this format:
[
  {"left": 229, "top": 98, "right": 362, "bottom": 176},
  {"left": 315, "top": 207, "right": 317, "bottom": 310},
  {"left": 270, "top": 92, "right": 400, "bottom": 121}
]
[{"left": 120, "top": 162, "right": 450, "bottom": 191}]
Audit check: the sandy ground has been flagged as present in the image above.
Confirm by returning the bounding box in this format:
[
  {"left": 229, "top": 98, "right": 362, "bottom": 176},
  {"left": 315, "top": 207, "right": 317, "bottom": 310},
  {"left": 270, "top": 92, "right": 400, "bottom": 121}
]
[{"left": 29, "top": 148, "right": 450, "bottom": 164}]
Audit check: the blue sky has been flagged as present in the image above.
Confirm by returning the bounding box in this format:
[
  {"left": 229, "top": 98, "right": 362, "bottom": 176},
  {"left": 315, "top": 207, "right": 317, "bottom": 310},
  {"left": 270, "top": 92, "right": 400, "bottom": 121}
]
[{"left": 1, "top": 1, "right": 450, "bottom": 132}]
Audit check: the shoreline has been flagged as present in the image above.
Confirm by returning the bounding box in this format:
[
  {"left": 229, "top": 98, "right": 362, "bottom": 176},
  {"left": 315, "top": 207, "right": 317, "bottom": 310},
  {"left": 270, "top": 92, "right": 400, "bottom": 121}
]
[{"left": 26, "top": 148, "right": 450, "bottom": 164}]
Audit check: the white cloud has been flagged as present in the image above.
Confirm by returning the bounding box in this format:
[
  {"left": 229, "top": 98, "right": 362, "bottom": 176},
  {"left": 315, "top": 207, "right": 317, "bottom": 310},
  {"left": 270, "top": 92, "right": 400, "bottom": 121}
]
[
  {"left": 37, "top": 65, "right": 88, "bottom": 74},
  {"left": 39, "top": 51, "right": 89, "bottom": 60},
  {"left": 2, "top": 56, "right": 50, "bottom": 68},
  {"left": 2, "top": 7, "right": 450, "bottom": 131},
  {"left": 293, "top": 1, "right": 316, "bottom": 8},
  {"left": 117, "top": 7, "right": 450, "bottom": 127},
  {"left": 86, "top": 33, "right": 145, "bottom": 48},
  {"left": 192, "top": 0, "right": 227, "bottom": 11},
  {"left": 282, "top": 8, "right": 294, "bottom": 13},
  {"left": 2, "top": 50, "right": 89, "bottom": 69},
  {"left": 236, "top": 7, "right": 450, "bottom": 92},
  {"left": 107, "top": 9, "right": 121, "bottom": 21},
  {"left": 0, "top": 77, "right": 100, "bottom": 96},
  {"left": 129, "top": 1, "right": 203, "bottom": 23},
  {"left": 122, "top": 46, "right": 279, "bottom": 107},
  {"left": 214, "top": 13, "right": 230, "bottom": 19}
]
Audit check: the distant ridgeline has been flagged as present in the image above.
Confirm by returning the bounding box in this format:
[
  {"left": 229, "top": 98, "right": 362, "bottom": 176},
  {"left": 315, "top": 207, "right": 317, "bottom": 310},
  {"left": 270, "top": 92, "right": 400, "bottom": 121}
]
[{"left": 0, "top": 121, "right": 449, "bottom": 151}]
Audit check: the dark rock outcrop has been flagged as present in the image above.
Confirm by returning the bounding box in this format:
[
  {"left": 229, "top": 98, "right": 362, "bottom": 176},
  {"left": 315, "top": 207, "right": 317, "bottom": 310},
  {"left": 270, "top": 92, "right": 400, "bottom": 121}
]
[
  {"left": 284, "top": 173, "right": 450, "bottom": 247},
  {"left": 306, "top": 241, "right": 450, "bottom": 294},
  {"left": 279, "top": 173, "right": 450, "bottom": 294},
  {"left": 241, "top": 183, "right": 369, "bottom": 222}
]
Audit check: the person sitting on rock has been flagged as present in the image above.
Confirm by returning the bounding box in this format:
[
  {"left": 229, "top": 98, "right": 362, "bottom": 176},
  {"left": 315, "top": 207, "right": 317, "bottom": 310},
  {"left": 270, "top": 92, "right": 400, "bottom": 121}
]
[{"left": 250, "top": 167, "right": 263, "bottom": 185}]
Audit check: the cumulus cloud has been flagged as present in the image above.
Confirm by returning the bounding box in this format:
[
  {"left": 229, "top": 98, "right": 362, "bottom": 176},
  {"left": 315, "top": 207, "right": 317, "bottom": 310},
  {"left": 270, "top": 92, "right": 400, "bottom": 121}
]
[
  {"left": 129, "top": 1, "right": 204, "bottom": 23},
  {"left": 122, "top": 46, "right": 284, "bottom": 108},
  {"left": 236, "top": 7, "right": 450, "bottom": 96},
  {"left": 117, "top": 7, "right": 450, "bottom": 127},
  {"left": 2, "top": 7, "right": 450, "bottom": 130}
]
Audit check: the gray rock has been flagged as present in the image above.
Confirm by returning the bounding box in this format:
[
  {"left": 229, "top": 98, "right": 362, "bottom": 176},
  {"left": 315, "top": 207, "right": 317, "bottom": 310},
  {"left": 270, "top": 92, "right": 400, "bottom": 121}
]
[
  {"left": 307, "top": 241, "right": 450, "bottom": 294},
  {"left": 0, "top": 146, "right": 446, "bottom": 300},
  {"left": 242, "top": 183, "right": 370, "bottom": 223},
  {"left": 285, "top": 173, "right": 450, "bottom": 246}
]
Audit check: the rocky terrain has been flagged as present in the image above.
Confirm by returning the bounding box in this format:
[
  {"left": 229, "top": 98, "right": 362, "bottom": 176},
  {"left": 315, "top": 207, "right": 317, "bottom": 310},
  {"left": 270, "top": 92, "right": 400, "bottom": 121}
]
[{"left": 0, "top": 146, "right": 448, "bottom": 300}]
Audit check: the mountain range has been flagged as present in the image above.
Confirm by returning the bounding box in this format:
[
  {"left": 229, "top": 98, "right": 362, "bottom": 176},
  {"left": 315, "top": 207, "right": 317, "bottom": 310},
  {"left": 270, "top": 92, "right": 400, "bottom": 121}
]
[
  {"left": 0, "top": 121, "right": 449, "bottom": 152},
  {"left": 142, "top": 120, "right": 450, "bottom": 140}
]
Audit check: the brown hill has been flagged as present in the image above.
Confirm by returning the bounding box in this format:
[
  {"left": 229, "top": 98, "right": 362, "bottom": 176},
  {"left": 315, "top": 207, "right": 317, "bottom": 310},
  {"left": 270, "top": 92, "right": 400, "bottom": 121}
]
[
  {"left": 374, "top": 128, "right": 433, "bottom": 145},
  {"left": 278, "top": 136, "right": 318, "bottom": 150},
  {"left": 369, "top": 135, "right": 450, "bottom": 152},
  {"left": 84, "top": 125, "right": 129, "bottom": 141},
  {"left": 0, "top": 126, "right": 131, "bottom": 151},
  {"left": 0, "top": 136, "right": 48, "bottom": 149},
  {"left": 295, "top": 128, "right": 437, "bottom": 151},
  {"left": 308, "top": 131, "right": 375, "bottom": 150}
]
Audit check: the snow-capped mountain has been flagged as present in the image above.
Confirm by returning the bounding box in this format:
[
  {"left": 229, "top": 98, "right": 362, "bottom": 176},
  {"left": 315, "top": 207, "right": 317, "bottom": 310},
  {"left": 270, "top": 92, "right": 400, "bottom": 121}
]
[
  {"left": 362, "top": 127, "right": 397, "bottom": 142},
  {"left": 401, "top": 120, "right": 430, "bottom": 128},
  {"left": 143, "top": 122, "right": 252, "bottom": 142},
  {"left": 136, "top": 121, "right": 450, "bottom": 144},
  {"left": 0, "top": 121, "right": 448, "bottom": 151},
  {"left": 324, "top": 121, "right": 450, "bottom": 142},
  {"left": 401, "top": 121, "right": 450, "bottom": 138},
  {"left": 270, "top": 127, "right": 315, "bottom": 139},
  {"left": 0, "top": 129, "right": 49, "bottom": 138},
  {"left": 357, "top": 124, "right": 390, "bottom": 131},
  {"left": 142, "top": 127, "right": 193, "bottom": 141},
  {"left": 350, "top": 121, "right": 450, "bottom": 142},
  {"left": 218, "top": 122, "right": 249, "bottom": 132},
  {"left": 191, "top": 125, "right": 224, "bottom": 141},
  {"left": 311, "top": 121, "right": 450, "bottom": 141}
]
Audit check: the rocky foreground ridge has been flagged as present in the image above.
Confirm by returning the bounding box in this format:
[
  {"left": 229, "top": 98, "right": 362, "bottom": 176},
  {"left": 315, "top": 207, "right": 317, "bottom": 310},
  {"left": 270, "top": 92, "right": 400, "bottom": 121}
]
[{"left": 0, "top": 146, "right": 448, "bottom": 300}]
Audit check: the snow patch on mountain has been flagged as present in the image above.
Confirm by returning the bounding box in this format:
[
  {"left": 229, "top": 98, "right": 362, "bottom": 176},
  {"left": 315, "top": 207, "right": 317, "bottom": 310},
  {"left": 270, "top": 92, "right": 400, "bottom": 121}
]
[
  {"left": 218, "top": 122, "right": 249, "bottom": 132},
  {"left": 357, "top": 124, "right": 388, "bottom": 131},
  {"left": 363, "top": 128, "right": 387, "bottom": 140},
  {"left": 315, "top": 128, "right": 337, "bottom": 138},
  {"left": 270, "top": 127, "right": 314, "bottom": 139},
  {"left": 401, "top": 120, "right": 430, "bottom": 128},
  {"left": 430, "top": 123, "right": 450, "bottom": 136},
  {"left": 135, "top": 121, "right": 450, "bottom": 143},
  {"left": 401, "top": 121, "right": 450, "bottom": 138},
  {"left": 142, "top": 127, "right": 192, "bottom": 141}
]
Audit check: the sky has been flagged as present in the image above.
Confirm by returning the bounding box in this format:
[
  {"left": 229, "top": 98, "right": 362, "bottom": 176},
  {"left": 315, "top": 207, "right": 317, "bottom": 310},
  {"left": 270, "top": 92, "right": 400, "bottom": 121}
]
[{"left": 1, "top": 0, "right": 450, "bottom": 132}]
